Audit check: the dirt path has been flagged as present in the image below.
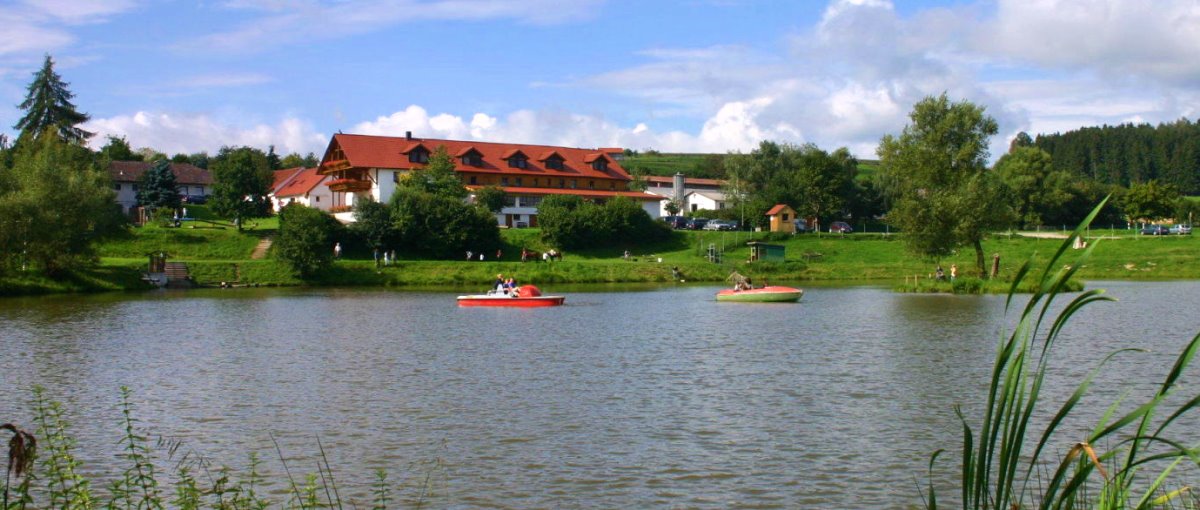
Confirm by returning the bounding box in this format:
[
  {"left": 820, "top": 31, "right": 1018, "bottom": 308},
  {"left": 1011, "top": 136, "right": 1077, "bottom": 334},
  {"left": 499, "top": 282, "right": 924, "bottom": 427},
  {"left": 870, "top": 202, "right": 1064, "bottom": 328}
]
[{"left": 250, "top": 237, "right": 274, "bottom": 260}]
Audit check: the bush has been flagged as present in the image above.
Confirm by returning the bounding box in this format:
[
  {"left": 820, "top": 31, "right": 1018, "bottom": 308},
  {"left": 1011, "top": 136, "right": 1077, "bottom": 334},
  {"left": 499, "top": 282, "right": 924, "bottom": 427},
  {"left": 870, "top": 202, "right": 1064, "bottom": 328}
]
[
  {"left": 389, "top": 189, "right": 500, "bottom": 259},
  {"left": 538, "top": 195, "right": 671, "bottom": 250},
  {"left": 275, "top": 204, "right": 341, "bottom": 277}
]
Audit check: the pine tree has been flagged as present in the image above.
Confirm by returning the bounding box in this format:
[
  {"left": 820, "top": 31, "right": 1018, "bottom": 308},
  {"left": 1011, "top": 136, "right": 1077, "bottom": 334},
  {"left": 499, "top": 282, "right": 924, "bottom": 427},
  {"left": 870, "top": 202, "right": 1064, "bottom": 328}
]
[
  {"left": 136, "top": 160, "right": 182, "bottom": 212},
  {"left": 14, "top": 55, "right": 93, "bottom": 144}
]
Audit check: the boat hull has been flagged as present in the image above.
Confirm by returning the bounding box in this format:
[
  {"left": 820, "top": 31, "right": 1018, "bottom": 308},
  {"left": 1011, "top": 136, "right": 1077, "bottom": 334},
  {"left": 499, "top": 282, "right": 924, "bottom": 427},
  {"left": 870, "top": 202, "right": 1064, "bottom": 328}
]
[
  {"left": 457, "top": 295, "right": 565, "bottom": 307},
  {"left": 715, "top": 286, "right": 803, "bottom": 302}
]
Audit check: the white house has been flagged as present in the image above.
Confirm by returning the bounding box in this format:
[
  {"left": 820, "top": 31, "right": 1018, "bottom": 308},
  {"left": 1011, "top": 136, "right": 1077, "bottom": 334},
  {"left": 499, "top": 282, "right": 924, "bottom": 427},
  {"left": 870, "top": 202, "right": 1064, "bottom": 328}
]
[
  {"left": 643, "top": 173, "right": 727, "bottom": 216},
  {"left": 108, "top": 161, "right": 212, "bottom": 214},
  {"left": 271, "top": 167, "right": 333, "bottom": 212}
]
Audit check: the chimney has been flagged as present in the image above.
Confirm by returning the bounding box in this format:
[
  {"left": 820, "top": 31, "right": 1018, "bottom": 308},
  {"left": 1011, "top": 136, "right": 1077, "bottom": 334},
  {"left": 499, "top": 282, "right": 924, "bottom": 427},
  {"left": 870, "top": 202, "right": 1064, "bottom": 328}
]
[
  {"left": 673, "top": 172, "right": 685, "bottom": 203},
  {"left": 405, "top": 131, "right": 412, "bottom": 140}
]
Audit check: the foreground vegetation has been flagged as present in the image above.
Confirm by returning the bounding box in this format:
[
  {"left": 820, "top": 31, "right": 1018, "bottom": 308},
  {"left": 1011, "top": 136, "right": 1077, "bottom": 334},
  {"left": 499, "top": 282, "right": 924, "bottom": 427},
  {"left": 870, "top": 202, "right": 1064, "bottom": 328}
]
[{"left": 924, "top": 206, "right": 1200, "bottom": 509}]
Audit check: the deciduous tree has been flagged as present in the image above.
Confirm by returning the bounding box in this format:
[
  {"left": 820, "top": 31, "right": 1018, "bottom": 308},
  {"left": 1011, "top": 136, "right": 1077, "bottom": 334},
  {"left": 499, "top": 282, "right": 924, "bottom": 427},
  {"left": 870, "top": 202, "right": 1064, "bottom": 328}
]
[
  {"left": 1122, "top": 180, "right": 1179, "bottom": 223},
  {"left": 276, "top": 203, "right": 340, "bottom": 277},
  {"left": 396, "top": 145, "right": 467, "bottom": 199},
  {"left": 878, "top": 94, "right": 1015, "bottom": 277},
  {"left": 474, "top": 185, "right": 506, "bottom": 213},
  {"left": 210, "top": 146, "right": 273, "bottom": 229},
  {"left": 98, "top": 136, "right": 141, "bottom": 162}
]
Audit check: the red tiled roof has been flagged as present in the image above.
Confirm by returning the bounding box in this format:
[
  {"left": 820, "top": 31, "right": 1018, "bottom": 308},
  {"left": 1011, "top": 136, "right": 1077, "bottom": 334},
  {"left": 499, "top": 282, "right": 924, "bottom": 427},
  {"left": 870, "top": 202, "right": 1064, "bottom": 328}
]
[
  {"left": 583, "top": 153, "right": 609, "bottom": 163},
  {"left": 500, "top": 148, "right": 526, "bottom": 159},
  {"left": 273, "top": 167, "right": 304, "bottom": 193},
  {"left": 109, "top": 161, "right": 212, "bottom": 185},
  {"left": 325, "top": 134, "right": 633, "bottom": 181},
  {"left": 467, "top": 186, "right": 665, "bottom": 201},
  {"left": 276, "top": 167, "right": 326, "bottom": 197},
  {"left": 765, "top": 204, "right": 793, "bottom": 216},
  {"left": 454, "top": 146, "right": 480, "bottom": 157},
  {"left": 644, "top": 175, "right": 727, "bottom": 187}
]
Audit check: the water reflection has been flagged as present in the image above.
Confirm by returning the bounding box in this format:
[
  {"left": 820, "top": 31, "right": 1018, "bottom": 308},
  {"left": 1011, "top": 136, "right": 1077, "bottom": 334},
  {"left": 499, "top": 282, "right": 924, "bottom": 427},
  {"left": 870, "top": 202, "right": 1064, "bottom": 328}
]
[{"left": 1, "top": 282, "right": 1199, "bottom": 508}]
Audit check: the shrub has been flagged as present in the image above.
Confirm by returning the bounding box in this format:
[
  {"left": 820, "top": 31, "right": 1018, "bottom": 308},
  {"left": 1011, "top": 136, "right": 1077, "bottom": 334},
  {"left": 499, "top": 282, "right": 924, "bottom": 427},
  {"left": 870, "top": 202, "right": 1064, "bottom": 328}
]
[
  {"left": 275, "top": 204, "right": 341, "bottom": 277},
  {"left": 538, "top": 195, "right": 670, "bottom": 250}
]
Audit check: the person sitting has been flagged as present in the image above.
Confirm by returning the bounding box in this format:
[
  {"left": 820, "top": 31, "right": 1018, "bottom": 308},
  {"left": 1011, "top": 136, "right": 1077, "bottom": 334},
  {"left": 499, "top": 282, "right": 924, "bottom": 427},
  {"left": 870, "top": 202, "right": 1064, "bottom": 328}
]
[
  {"left": 493, "top": 274, "right": 505, "bottom": 293},
  {"left": 503, "top": 277, "right": 516, "bottom": 296}
]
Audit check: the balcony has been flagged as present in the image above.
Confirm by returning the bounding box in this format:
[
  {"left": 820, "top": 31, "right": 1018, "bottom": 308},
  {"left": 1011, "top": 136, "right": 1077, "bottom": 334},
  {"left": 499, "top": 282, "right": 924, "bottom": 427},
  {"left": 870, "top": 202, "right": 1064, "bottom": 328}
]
[
  {"left": 319, "top": 159, "right": 352, "bottom": 174},
  {"left": 326, "top": 178, "right": 372, "bottom": 192}
]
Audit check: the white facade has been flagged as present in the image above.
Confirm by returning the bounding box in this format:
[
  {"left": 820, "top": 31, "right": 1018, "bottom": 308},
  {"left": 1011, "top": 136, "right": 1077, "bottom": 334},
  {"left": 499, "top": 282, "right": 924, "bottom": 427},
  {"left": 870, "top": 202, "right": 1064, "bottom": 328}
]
[{"left": 685, "top": 190, "right": 727, "bottom": 213}]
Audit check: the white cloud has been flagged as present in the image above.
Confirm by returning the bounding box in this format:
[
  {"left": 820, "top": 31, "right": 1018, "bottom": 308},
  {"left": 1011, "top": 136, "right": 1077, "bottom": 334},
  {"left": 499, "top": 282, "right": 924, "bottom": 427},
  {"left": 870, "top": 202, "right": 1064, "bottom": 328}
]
[
  {"left": 180, "top": 0, "right": 606, "bottom": 53},
  {"left": 83, "top": 111, "right": 328, "bottom": 155},
  {"left": 978, "top": 0, "right": 1200, "bottom": 82}
]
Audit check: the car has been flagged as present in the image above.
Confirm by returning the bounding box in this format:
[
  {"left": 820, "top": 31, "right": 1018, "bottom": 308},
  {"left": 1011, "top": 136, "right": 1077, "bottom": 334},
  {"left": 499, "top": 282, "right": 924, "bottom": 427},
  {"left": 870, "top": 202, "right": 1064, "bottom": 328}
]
[
  {"left": 1170, "top": 224, "right": 1192, "bottom": 235},
  {"left": 686, "top": 217, "right": 710, "bottom": 230},
  {"left": 1141, "top": 225, "right": 1170, "bottom": 235},
  {"left": 662, "top": 216, "right": 689, "bottom": 229},
  {"left": 793, "top": 218, "right": 810, "bottom": 233},
  {"left": 182, "top": 194, "right": 208, "bottom": 204},
  {"left": 704, "top": 219, "right": 736, "bottom": 231},
  {"left": 830, "top": 221, "right": 853, "bottom": 233}
]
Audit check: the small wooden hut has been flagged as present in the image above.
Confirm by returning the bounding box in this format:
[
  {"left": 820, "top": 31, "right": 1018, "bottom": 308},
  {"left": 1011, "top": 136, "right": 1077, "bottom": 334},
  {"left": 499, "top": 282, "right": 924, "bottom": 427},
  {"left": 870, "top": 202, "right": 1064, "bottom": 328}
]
[
  {"left": 747, "top": 242, "right": 785, "bottom": 263},
  {"left": 765, "top": 204, "right": 797, "bottom": 233}
]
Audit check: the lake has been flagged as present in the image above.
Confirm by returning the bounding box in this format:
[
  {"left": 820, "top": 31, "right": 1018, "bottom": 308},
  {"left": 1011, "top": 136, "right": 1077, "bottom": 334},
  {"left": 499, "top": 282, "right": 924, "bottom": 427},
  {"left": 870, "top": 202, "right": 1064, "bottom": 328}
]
[{"left": 2, "top": 281, "right": 1199, "bottom": 508}]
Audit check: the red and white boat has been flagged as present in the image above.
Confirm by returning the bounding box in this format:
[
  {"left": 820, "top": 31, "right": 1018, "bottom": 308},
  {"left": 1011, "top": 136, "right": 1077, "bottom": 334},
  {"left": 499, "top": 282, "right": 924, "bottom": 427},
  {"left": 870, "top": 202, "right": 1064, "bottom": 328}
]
[
  {"left": 715, "top": 285, "right": 803, "bottom": 303},
  {"left": 457, "top": 284, "right": 566, "bottom": 307}
]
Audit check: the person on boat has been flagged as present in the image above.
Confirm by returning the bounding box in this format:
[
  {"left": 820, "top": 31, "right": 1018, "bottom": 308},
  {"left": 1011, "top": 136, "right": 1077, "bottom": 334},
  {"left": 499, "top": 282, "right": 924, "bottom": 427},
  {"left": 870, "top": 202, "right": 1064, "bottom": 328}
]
[
  {"left": 493, "top": 274, "right": 505, "bottom": 293},
  {"left": 503, "top": 277, "right": 517, "bottom": 296},
  {"left": 728, "top": 270, "right": 749, "bottom": 291}
]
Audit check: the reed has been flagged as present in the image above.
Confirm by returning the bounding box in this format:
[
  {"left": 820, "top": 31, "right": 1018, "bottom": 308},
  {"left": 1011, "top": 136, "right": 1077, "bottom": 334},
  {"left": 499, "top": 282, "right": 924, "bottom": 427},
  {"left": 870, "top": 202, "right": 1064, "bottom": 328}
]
[
  {"left": 923, "top": 198, "right": 1200, "bottom": 509},
  {"left": 4, "top": 388, "right": 442, "bottom": 509}
]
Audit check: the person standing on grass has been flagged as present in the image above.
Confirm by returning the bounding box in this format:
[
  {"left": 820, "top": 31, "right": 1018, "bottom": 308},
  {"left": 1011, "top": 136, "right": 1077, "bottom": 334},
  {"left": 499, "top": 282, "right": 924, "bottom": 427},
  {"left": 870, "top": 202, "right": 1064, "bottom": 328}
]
[
  {"left": 334, "top": 242, "right": 342, "bottom": 259},
  {"left": 373, "top": 248, "right": 380, "bottom": 268},
  {"left": 950, "top": 264, "right": 958, "bottom": 281}
]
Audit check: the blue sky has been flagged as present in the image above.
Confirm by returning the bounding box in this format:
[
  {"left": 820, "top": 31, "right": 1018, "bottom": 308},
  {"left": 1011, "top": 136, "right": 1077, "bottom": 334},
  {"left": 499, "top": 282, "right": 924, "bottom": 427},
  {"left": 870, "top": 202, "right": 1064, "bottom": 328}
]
[{"left": 2, "top": 0, "right": 1198, "bottom": 160}]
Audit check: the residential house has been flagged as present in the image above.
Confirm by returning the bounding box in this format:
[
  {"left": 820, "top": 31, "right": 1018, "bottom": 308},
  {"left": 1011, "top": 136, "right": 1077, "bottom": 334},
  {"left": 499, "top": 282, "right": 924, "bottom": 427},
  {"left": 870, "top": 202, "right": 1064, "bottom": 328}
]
[
  {"left": 316, "top": 132, "right": 665, "bottom": 225},
  {"left": 271, "top": 167, "right": 332, "bottom": 211},
  {"left": 109, "top": 161, "right": 212, "bottom": 213},
  {"left": 643, "top": 173, "right": 727, "bottom": 216}
]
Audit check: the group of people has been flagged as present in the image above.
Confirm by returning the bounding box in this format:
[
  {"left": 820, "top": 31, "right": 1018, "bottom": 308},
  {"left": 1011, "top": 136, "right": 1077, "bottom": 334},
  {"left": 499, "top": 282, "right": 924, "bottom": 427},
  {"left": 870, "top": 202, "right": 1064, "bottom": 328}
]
[
  {"left": 373, "top": 248, "right": 396, "bottom": 268},
  {"left": 492, "top": 273, "right": 520, "bottom": 296},
  {"left": 728, "top": 271, "right": 760, "bottom": 291},
  {"left": 935, "top": 264, "right": 958, "bottom": 281}
]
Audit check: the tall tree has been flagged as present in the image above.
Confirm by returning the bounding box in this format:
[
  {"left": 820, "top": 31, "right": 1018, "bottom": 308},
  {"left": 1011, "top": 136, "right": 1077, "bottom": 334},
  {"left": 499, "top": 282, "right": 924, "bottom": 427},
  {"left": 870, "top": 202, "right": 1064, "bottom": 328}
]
[
  {"left": 474, "top": 185, "right": 506, "bottom": 213},
  {"left": 136, "top": 159, "right": 182, "bottom": 213},
  {"left": 210, "top": 146, "right": 273, "bottom": 230},
  {"left": 14, "top": 55, "right": 92, "bottom": 145},
  {"left": 276, "top": 203, "right": 340, "bottom": 277},
  {"left": 878, "top": 94, "right": 1014, "bottom": 277},
  {"left": 1122, "top": 180, "right": 1179, "bottom": 223},
  {"left": 994, "top": 146, "right": 1072, "bottom": 228},
  {"left": 266, "top": 145, "right": 282, "bottom": 171}
]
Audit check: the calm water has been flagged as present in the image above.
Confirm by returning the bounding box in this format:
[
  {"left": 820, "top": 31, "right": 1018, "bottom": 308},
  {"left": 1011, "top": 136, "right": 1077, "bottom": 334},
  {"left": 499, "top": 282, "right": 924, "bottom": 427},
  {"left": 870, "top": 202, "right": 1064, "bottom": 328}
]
[{"left": 2, "top": 281, "right": 1199, "bottom": 508}]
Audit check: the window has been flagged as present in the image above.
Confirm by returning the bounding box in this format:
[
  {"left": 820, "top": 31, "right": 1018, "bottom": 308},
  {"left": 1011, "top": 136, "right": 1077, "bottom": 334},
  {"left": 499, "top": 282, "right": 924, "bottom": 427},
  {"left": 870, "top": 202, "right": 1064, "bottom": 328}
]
[
  {"left": 546, "top": 157, "right": 563, "bottom": 170},
  {"left": 588, "top": 180, "right": 595, "bottom": 189},
  {"left": 522, "top": 196, "right": 541, "bottom": 207},
  {"left": 591, "top": 160, "right": 608, "bottom": 171},
  {"left": 782, "top": 213, "right": 790, "bottom": 221},
  {"left": 569, "top": 179, "right": 577, "bottom": 189},
  {"left": 515, "top": 177, "right": 523, "bottom": 186},
  {"left": 316, "top": 196, "right": 321, "bottom": 203},
  {"left": 558, "top": 179, "right": 565, "bottom": 188},
  {"left": 461, "top": 154, "right": 481, "bottom": 166},
  {"left": 501, "top": 177, "right": 509, "bottom": 186},
  {"left": 113, "top": 183, "right": 121, "bottom": 191},
  {"left": 609, "top": 181, "right": 615, "bottom": 190},
  {"left": 408, "top": 149, "right": 429, "bottom": 164},
  {"left": 508, "top": 157, "right": 527, "bottom": 169},
  {"left": 132, "top": 184, "right": 139, "bottom": 192},
  {"left": 503, "top": 195, "right": 518, "bottom": 207},
  {"left": 469, "top": 176, "right": 478, "bottom": 185}
]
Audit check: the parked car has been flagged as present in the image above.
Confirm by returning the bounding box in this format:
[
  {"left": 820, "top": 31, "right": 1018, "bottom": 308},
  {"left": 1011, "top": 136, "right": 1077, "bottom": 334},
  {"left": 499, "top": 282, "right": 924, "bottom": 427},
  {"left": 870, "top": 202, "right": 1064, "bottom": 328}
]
[
  {"left": 1141, "top": 224, "right": 1170, "bottom": 235},
  {"left": 182, "top": 194, "right": 208, "bottom": 204},
  {"left": 686, "top": 217, "right": 710, "bottom": 230},
  {"left": 1170, "top": 224, "right": 1192, "bottom": 235},
  {"left": 662, "top": 216, "right": 689, "bottom": 229},
  {"left": 704, "top": 219, "right": 736, "bottom": 231},
  {"left": 793, "top": 218, "right": 810, "bottom": 233},
  {"left": 830, "top": 221, "right": 853, "bottom": 233}
]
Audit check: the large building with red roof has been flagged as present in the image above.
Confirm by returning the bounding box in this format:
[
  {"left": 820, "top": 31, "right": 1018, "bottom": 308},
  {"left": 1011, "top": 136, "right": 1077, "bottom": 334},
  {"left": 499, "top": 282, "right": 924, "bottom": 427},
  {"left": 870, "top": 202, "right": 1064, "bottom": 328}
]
[
  {"left": 109, "top": 161, "right": 212, "bottom": 213},
  {"left": 316, "top": 132, "right": 664, "bottom": 226}
]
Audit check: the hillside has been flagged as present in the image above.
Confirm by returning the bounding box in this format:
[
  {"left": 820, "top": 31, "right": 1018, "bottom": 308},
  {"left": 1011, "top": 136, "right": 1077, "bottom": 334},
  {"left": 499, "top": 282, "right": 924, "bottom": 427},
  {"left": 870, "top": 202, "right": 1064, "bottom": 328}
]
[{"left": 620, "top": 151, "right": 881, "bottom": 180}]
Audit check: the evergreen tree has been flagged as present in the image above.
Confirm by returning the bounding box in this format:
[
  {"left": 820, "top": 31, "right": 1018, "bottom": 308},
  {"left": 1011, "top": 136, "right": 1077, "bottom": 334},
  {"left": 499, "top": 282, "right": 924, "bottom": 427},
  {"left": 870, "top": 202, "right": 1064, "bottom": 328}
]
[
  {"left": 136, "top": 160, "right": 182, "bottom": 213},
  {"left": 266, "top": 145, "right": 282, "bottom": 170},
  {"left": 14, "top": 55, "right": 92, "bottom": 145}
]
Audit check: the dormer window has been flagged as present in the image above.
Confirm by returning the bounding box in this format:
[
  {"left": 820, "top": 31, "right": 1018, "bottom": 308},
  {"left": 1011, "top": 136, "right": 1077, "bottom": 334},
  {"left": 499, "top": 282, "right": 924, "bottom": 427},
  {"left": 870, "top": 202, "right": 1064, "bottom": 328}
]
[
  {"left": 591, "top": 160, "right": 608, "bottom": 171},
  {"left": 408, "top": 148, "right": 429, "bottom": 164},
  {"left": 461, "top": 154, "right": 481, "bottom": 166},
  {"left": 508, "top": 156, "right": 528, "bottom": 169},
  {"left": 545, "top": 157, "right": 564, "bottom": 170}
]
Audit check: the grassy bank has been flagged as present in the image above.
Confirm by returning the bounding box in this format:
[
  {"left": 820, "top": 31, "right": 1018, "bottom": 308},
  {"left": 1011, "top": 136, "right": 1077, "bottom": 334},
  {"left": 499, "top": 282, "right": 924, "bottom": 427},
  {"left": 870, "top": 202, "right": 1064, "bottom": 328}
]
[{"left": 4, "top": 218, "right": 1198, "bottom": 296}]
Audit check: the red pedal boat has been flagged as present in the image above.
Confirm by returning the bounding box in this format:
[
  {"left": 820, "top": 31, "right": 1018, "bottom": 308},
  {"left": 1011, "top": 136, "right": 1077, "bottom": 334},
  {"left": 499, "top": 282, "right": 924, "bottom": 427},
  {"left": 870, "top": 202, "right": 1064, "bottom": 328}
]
[{"left": 457, "top": 284, "right": 566, "bottom": 307}]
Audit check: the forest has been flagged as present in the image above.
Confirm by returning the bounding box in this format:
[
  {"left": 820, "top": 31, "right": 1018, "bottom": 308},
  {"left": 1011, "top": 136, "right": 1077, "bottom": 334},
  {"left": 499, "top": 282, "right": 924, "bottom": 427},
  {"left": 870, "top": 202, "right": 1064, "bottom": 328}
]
[{"left": 1033, "top": 118, "right": 1200, "bottom": 194}]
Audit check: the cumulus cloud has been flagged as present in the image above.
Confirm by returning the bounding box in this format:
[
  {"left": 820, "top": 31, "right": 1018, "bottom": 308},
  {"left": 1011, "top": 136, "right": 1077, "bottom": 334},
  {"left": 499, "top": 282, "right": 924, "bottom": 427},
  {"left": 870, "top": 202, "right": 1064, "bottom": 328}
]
[
  {"left": 180, "top": 0, "right": 606, "bottom": 54},
  {"left": 83, "top": 111, "right": 328, "bottom": 155}
]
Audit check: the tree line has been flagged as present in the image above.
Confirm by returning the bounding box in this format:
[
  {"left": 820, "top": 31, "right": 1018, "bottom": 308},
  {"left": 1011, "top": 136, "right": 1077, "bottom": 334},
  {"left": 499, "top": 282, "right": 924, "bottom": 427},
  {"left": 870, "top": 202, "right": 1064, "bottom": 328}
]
[{"left": 1031, "top": 119, "right": 1200, "bottom": 194}]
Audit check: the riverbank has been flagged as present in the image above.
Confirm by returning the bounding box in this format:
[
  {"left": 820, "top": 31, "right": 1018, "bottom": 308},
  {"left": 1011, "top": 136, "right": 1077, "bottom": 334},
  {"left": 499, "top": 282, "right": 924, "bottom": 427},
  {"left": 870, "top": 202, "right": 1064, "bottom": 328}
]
[{"left": 1, "top": 223, "right": 1195, "bottom": 297}]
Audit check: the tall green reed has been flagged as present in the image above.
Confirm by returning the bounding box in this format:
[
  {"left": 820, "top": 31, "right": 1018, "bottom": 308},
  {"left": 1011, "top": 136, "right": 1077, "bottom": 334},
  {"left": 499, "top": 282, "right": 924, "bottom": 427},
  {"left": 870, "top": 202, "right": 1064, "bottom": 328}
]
[{"left": 924, "top": 197, "right": 1200, "bottom": 509}]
